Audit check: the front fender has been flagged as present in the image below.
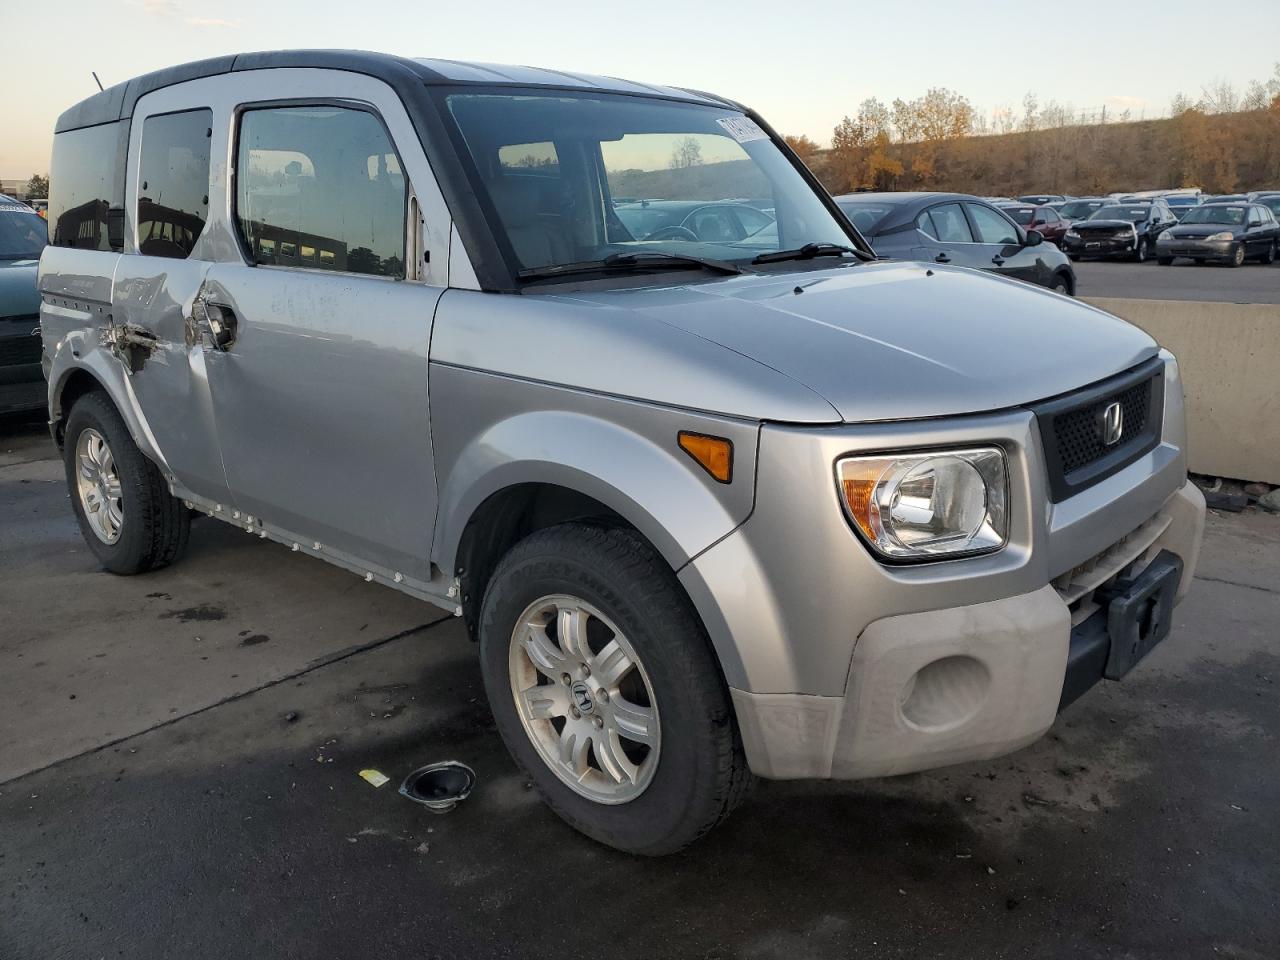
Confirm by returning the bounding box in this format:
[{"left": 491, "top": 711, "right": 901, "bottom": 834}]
[{"left": 429, "top": 365, "right": 760, "bottom": 576}]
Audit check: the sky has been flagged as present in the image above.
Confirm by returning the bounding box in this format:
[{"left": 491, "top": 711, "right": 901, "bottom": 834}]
[{"left": 3, "top": 0, "right": 1279, "bottom": 180}]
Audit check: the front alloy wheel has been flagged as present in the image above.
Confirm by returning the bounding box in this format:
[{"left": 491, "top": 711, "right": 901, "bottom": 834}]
[{"left": 509, "top": 595, "right": 660, "bottom": 804}]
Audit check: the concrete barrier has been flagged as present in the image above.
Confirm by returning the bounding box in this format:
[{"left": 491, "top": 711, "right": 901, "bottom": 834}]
[{"left": 1086, "top": 297, "right": 1280, "bottom": 484}]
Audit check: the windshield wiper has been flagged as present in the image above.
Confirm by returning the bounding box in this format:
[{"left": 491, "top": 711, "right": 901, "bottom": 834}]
[
  {"left": 518, "top": 251, "right": 744, "bottom": 282},
  {"left": 751, "top": 242, "right": 867, "bottom": 265}
]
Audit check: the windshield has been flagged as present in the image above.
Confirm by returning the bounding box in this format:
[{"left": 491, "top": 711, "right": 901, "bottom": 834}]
[
  {"left": 442, "top": 91, "right": 855, "bottom": 278},
  {"left": 1260, "top": 197, "right": 1280, "bottom": 215},
  {"left": 1059, "top": 200, "right": 1104, "bottom": 218},
  {"left": 1179, "top": 206, "right": 1246, "bottom": 225},
  {"left": 1165, "top": 197, "right": 1198, "bottom": 207},
  {"left": 0, "top": 209, "right": 48, "bottom": 260},
  {"left": 1090, "top": 206, "right": 1148, "bottom": 223},
  {"left": 1003, "top": 207, "right": 1035, "bottom": 225}
]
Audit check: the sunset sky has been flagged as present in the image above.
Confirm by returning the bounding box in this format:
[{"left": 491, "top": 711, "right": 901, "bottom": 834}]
[{"left": 3, "top": 0, "right": 1278, "bottom": 179}]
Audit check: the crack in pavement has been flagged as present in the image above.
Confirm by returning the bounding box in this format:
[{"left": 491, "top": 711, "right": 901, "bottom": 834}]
[
  {"left": 0, "top": 613, "right": 455, "bottom": 787},
  {"left": 1194, "top": 574, "right": 1280, "bottom": 595}
]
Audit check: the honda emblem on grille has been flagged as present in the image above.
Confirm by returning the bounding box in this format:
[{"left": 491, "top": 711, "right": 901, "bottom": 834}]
[{"left": 1100, "top": 401, "right": 1124, "bottom": 446}]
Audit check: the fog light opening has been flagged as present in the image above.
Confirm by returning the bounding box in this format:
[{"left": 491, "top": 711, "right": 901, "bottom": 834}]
[{"left": 900, "top": 656, "right": 991, "bottom": 732}]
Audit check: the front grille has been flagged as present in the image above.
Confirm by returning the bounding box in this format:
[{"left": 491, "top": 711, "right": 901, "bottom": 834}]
[
  {"left": 1076, "top": 227, "right": 1132, "bottom": 240},
  {"left": 0, "top": 321, "right": 42, "bottom": 367},
  {"left": 1053, "top": 378, "right": 1151, "bottom": 475},
  {"left": 1031, "top": 357, "right": 1165, "bottom": 503}
]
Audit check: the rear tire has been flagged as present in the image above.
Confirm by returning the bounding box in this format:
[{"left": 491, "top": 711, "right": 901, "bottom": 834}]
[
  {"left": 478, "top": 522, "right": 751, "bottom": 855},
  {"left": 63, "top": 390, "right": 190, "bottom": 575},
  {"left": 1261, "top": 241, "right": 1277, "bottom": 265}
]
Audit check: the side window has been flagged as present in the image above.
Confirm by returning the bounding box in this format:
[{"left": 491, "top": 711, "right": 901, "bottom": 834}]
[
  {"left": 137, "top": 109, "right": 212, "bottom": 259},
  {"left": 966, "top": 203, "right": 1019, "bottom": 245},
  {"left": 733, "top": 206, "right": 773, "bottom": 237},
  {"left": 926, "top": 203, "right": 973, "bottom": 243},
  {"left": 915, "top": 210, "right": 939, "bottom": 240},
  {"left": 236, "top": 105, "right": 407, "bottom": 278},
  {"left": 49, "top": 120, "right": 129, "bottom": 251},
  {"left": 1041, "top": 209, "right": 1059, "bottom": 224}
]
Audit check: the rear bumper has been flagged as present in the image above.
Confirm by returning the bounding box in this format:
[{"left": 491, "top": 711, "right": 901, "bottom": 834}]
[{"left": 728, "top": 480, "right": 1205, "bottom": 780}]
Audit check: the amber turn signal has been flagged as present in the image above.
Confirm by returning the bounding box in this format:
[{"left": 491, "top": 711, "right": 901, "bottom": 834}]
[{"left": 678, "top": 431, "right": 733, "bottom": 483}]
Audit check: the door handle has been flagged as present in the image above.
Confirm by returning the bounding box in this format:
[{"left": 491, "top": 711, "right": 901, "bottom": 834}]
[
  {"left": 991, "top": 255, "right": 1006, "bottom": 266},
  {"left": 934, "top": 253, "right": 951, "bottom": 264},
  {"left": 192, "top": 296, "right": 238, "bottom": 351}
]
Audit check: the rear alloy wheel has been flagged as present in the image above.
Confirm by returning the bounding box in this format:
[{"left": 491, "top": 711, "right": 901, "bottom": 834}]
[
  {"left": 479, "top": 523, "right": 751, "bottom": 855},
  {"left": 64, "top": 390, "right": 190, "bottom": 574},
  {"left": 1229, "top": 242, "right": 1246, "bottom": 268}
]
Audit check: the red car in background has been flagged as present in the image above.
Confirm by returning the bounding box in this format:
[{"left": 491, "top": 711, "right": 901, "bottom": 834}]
[{"left": 998, "top": 202, "right": 1068, "bottom": 247}]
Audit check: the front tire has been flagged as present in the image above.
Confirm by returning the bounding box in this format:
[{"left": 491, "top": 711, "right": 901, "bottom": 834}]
[
  {"left": 1228, "top": 242, "right": 1245, "bottom": 267},
  {"left": 63, "top": 390, "right": 190, "bottom": 574},
  {"left": 1132, "top": 238, "right": 1148, "bottom": 262},
  {"left": 479, "top": 523, "right": 751, "bottom": 855}
]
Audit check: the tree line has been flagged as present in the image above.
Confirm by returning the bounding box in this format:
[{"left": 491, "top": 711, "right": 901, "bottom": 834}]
[{"left": 786, "top": 64, "right": 1280, "bottom": 196}]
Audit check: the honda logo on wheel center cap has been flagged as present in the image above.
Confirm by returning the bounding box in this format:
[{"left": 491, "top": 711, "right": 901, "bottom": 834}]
[
  {"left": 571, "top": 680, "right": 595, "bottom": 715},
  {"left": 1100, "top": 401, "right": 1124, "bottom": 447}
]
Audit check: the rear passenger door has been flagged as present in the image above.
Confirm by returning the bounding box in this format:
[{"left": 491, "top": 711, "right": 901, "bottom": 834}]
[
  {"left": 198, "top": 71, "right": 452, "bottom": 586},
  {"left": 112, "top": 100, "right": 230, "bottom": 504},
  {"left": 911, "top": 202, "right": 978, "bottom": 269}
]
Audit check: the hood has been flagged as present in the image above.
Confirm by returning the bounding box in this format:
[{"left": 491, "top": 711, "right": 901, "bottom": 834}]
[
  {"left": 562, "top": 261, "right": 1158, "bottom": 423},
  {"left": 1072, "top": 219, "right": 1137, "bottom": 231},
  {"left": 0, "top": 259, "right": 40, "bottom": 318}
]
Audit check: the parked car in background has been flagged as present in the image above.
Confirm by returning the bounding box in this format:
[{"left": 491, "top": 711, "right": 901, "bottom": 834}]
[
  {"left": 1018, "top": 194, "right": 1065, "bottom": 205},
  {"left": 997, "top": 202, "right": 1068, "bottom": 246},
  {"left": 835, "top": 192, "right": 1076, "bottom": 293},
  {"left": 1255, "top": 194, "right": 1280, "bottom": 219},
  {"left": 1201, "top": 194, "right": 1248, "bottom": 205},
  {"left": 1063, "top": 200, "right": 1178, "bottom": 262},
  {"left": 1156, "top": 202, "right": 1279, "bottom": 266},
  {"left": 0, "top": 196, "right": 48, "bottom": 413},
  {"left": 1057, "top": 198, "right": 1112, "bottom": 222},
  {"left": 1163, "top": 195, "right": 1201, "bottom": 219}
]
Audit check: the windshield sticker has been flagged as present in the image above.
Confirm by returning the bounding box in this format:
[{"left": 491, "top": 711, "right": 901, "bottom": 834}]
[{"left": 717, "top": 116, "right": 768, "bottom": 144}]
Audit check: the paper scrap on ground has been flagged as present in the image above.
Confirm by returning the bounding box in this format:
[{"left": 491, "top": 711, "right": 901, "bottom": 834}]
[{"left": 359, "top": 769, "right": 390, "bottom": 788}]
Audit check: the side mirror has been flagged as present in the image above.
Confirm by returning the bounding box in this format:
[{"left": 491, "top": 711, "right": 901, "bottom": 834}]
[{"left": 1024, "top": 229, "right": 1044, "bottom": 247}]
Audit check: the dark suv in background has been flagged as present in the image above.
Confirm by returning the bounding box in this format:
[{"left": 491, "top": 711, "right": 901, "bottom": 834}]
[
  {"left": 0, "top": 196, "right": 47, "bottom": 414},
  {"left": 835, "top": 192, "right": 1076, "bottom": 293},
  {"left": 1062, "top": 200, "right": 1178, "bottom": 262}
]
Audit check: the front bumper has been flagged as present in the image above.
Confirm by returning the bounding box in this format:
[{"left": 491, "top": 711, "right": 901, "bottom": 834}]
[
  {"left": 1064, "top": 234, "right": 1137, "bottom": 258},
  {"left": 723, "top": 480, "right": 1204, "bottom": 780},
  {"left": 1158, "top": 238, "right": 1235, "bottom": 260}
]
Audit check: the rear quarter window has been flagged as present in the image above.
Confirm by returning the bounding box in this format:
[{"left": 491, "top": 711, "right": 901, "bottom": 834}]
[
  {"left": 49, "top": 121, "right": 130, "bottom": 251},
  {"left": 137, "top": 109, "right": 212, "bottom": 260}
]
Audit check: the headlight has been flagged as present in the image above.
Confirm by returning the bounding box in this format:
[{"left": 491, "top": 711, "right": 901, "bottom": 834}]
[
  {"left": 1064, "top": 229, "right": 1079, "bottom": 238},
  {"left": 1205, "top": 231, "right": 1234, "bottom": 242},
  {"left": 836, "top": 447, "right": 1009, "bottom": 561}
]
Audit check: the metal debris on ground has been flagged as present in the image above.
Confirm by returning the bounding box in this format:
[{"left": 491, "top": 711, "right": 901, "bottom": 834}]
[{"left": 398, "top": 761, "right": 476, "bottom": 814}]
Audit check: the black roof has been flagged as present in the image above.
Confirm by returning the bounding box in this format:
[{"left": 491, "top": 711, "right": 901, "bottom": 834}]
[{"left": 57, "top": 50, "right": 741, "bottom": 133}]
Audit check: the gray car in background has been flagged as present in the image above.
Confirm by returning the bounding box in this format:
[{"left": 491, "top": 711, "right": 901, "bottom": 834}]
[
  {"left": 40, "top": 51, "right": 1204, "bottom": 855},
  {"left": 836, "top": 192, "right": 1077, "bottom": 294}
]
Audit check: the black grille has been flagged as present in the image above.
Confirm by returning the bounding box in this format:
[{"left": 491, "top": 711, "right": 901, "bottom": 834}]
[
  {"left": 1076, "top": 226, "right": 1132, "bottom": 239},
  {"left": 1053, "top": 379, "right": 1151, "bottom": 475},
  {"left": 0, "top": 326, "right": 42, "bottom": 367},
  {"left": 1031, "top": 357, "right": 1165, "bottom": 503}
]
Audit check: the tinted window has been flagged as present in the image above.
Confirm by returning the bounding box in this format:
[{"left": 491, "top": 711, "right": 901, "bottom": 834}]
[
  {"left": 137, "top": 109, "right": 212, "bottom": 259},
  {"left": 1180, "top": 206, "right": 1245, "bottom": 225},
  {"left": 1041, "top": 209, "right": 1059, "bottom": 223},
  {"left": 927, "top": 203, "right": 972, "bottom": 243},
  {"left": 1091, "top": 206, "right": 1149, "bottom": 222},
  {"left": 837, "top": 201, "right": 895, "bottom": 233},
  {"left": 49, "top": 120, "right": 129, "bottom": 251},
  {"left": 915, "top": 210, "right": 938, "bottom": 240},
  {"left": 236, "top": 106, "right": 407, "bottom": 277},
  {"left": 966, "top": 203, "right": 1019, "bottom": 245}
]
